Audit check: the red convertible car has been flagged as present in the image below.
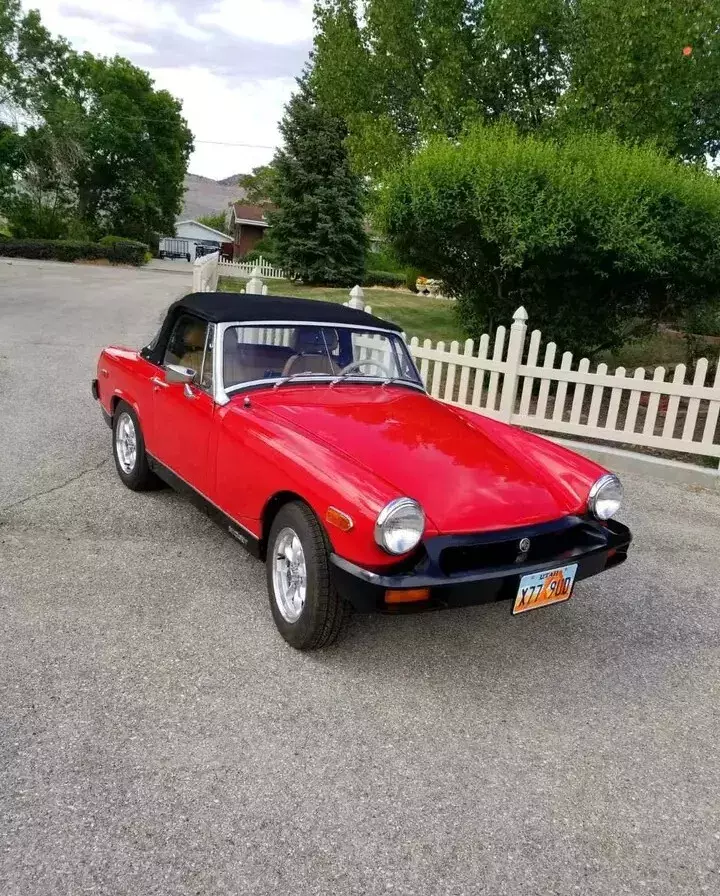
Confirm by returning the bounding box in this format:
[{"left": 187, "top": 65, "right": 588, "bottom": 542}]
[{"left": 93, "top": 292, "right": 631, "bottom": 649}]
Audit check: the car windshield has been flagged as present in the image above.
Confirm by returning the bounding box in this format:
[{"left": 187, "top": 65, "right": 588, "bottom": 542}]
[{"left": 223, "top": 324, "right": 422, "bottom": 392}]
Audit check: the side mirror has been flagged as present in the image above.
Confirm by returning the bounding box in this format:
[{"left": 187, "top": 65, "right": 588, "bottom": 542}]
[{"left": 165, "top": 363, "right": 196, "bottom": 384}]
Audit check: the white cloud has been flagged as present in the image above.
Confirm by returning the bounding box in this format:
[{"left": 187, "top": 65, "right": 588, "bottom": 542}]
[
  {"left": 197, "top": 0, "right": 315, "bottom": 46},
  {"left": 20, "top": 0, "right": 313, "bottom": 178},
  {"left": 150, "top": 66, "right": 293, "bottom": 176}
]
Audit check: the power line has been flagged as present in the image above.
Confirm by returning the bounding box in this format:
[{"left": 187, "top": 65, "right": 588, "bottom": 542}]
[{"left": 193, "top": 139, "right": 276, "bottom": 148}]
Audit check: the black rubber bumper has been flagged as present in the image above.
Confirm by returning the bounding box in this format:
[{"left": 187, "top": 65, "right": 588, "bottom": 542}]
[
  {"left": 330, "top": 518, "right": 631, "bottom": 614},
  {"left": 92, "top": 379, "right": 113, "bottom": 427}
]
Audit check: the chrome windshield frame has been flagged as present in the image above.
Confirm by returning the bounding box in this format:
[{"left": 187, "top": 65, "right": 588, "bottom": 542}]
[{"left": 213, "top": 320, "right": 425, "bottom": 405}]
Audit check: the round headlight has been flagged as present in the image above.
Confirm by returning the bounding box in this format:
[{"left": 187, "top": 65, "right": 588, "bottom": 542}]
[
  {"left": 588, "top": 474, "right": 623, "bottom": 520},
  {"left": 374, "top": 498, "right": 425, "bottom": 555}
]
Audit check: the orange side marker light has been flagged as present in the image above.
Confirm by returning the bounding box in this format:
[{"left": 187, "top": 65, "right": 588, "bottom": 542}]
[
  {"left": 326, "top": 507, "right": 354, "bottom": 532},
  {"left": 385, "top": 588, "right": 430, "bottom": 604}
]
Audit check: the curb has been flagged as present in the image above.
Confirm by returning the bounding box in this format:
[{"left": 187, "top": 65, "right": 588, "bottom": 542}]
[{"left": 549, "top": 437, "right": 720, "bottom": 490}]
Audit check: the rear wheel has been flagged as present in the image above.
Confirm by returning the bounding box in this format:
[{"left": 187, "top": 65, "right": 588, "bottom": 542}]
[
  {"left": 266, "top": 502, "right": 349, "bottom": 650},
  {"left": 112, "top": 401, "right": 157, "bottom": 491}
]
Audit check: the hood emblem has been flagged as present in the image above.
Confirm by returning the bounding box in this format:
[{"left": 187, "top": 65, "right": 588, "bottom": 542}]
[{"left": 518, "top": 537, "right": 531, "bottom": 554}]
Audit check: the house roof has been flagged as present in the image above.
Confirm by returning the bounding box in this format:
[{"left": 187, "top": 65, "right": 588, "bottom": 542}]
[
  {"left": 231, "top": 203, "right": 271, "bottom": 228},
  {"left": 175, "top": 219, "right": 233, "bottom": 241}
]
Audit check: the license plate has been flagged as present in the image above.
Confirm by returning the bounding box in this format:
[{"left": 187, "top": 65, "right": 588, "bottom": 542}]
[{"left": 513, "top": 564, "right": 578, "bottom": 615}]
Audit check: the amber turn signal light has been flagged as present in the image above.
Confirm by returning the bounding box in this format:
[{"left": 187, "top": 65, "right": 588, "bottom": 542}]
[
  {"left": 325, "top": 507, "right": 354, "bottom": 532},
  {"left": 384, "top": 588, "right": 430, "bottom": 604}
]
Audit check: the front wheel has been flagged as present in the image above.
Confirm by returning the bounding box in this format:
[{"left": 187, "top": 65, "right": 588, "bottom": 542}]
[{"left": 266, "top": 502, "right": 349, "bottom": 650}]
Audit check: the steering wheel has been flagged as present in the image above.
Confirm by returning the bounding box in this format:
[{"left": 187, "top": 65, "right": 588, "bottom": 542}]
[{"left": 338, "top": 358, "right": 394, "bottom": 379}]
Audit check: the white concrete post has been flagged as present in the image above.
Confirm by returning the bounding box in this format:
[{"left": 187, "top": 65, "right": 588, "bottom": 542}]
[
  {"left": 499, "top": 306, "right": 528, "bottom": 423},
  {"left": 246, "top": 265, "right": 265, "bottom": 295},
  {"left": 192, "top": 257, "right": 202, "bottom": 292},
  {"left": 348, "top": 284, "right": 365, "bottom": 310}
]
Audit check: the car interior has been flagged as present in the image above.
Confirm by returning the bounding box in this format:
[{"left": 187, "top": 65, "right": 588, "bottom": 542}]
[
  {"left": 223, "top": 326, "right": 342, "bottom": 388},
  {"left": 164, "top": 316, "right": 208, "bottom": 382}
]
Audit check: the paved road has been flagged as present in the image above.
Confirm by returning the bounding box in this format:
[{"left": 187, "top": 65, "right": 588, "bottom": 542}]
[{"left": 1, "top": 260, "right": 718, "bottom": 896}]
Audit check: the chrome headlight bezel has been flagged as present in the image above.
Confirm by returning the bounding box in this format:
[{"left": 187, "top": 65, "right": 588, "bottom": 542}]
[
  {"left": 588, "top": 473, "right": 623, "bottom": 521},
  {"left": 374, "top": 497, "right": 425, "bottom": 555}
]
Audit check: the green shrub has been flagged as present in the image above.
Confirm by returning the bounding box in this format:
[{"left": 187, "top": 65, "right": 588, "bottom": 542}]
[
  {"left": 405, "top": 267, "right": 422, "bottom": 293},
  {"left": 367, "top": 248, "right": 406, "bottom": 275},
  {"left": 98, "top": 235, "right": 149, "bottom": 264},
  {"left": 98, "top": 234, "right": 142, "bottom": 246},
  {"left": 377, "top": 125, "right": 720, "bottom": 357},
  {"left": 0, "top": 237, "right": 148, "bottom": 266},
  {"left": 362, "top": 270, "right": 405, "bottom": 287},
  {"left": 244, "top": 234, "right": 278, "bottom": 264}
]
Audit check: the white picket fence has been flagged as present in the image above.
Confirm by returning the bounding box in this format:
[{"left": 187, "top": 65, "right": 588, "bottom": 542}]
[
  {"left": 192, "top": 251, "right": 219, "bottom": 292},
  {"left": 406, "top": 307, "right": 720, "bottom": 465},
  {"left": 217, "top": 273, "right": 720, "bottom": 467},
  {"left": 219, "top": 255, "right": 287, "bottom": 280}
]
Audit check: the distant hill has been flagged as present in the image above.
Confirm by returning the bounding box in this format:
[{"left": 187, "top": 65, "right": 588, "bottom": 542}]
[
  {"left": 216, "top": 173, "right": 247, "bottom": 187},
  {"left": 181, "top": 173, "right": 247, "bottom": 222}
]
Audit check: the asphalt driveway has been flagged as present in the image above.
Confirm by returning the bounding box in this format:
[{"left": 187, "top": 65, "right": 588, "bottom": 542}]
[{"left": 1, "top": 259, "right": 718, "bottom": 896}]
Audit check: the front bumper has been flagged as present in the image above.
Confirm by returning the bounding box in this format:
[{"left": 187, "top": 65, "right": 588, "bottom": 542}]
[{"left": 330, "top": 517, "right": 631, "bottom": 614}]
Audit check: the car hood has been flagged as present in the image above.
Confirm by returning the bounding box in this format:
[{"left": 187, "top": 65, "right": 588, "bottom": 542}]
[{"left": 247, "top": 385, "right": 595, "bottom": 534}]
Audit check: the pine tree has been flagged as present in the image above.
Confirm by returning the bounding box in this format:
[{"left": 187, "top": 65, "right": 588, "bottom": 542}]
[{"left": 268, "top": 76, "right": 366, "bottom": 285}]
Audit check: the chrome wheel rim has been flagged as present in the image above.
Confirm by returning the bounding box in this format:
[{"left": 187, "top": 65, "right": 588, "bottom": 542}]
[
  {"left": 271, "top": 527, "right": 307, "bottom": 623},
  {"left": 115, "top": 412, "right": 137, "bottom": 474}
]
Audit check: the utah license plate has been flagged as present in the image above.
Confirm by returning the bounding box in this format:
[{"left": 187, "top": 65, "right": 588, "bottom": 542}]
[{"left": 512, "top": 564, "right": 578, "bottom": 615}]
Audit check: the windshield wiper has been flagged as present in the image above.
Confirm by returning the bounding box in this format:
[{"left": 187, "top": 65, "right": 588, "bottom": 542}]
[{"left": 273, "top": 372, "right": 332, "bottom": 389}]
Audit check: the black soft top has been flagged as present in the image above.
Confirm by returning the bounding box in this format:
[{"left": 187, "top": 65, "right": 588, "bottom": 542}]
[
  {"left": 142, "top": 291, "right": 402, "bottom": 365},
  {"left": 178, "top": 292, "right": 400, "bottom": 330}
]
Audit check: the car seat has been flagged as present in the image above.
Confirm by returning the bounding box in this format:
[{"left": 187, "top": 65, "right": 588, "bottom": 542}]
[{"left": 281, "top": 328, "right": 341, "bottom": 377}]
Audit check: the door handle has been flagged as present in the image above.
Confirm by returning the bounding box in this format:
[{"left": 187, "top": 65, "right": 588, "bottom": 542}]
[{"left": 151, "top": 376, "right": 169, "bottom": 389}]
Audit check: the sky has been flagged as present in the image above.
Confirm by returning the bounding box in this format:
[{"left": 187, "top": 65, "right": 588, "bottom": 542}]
[{"left": 22, "top": 0, "right": 316, "bottom": 180}]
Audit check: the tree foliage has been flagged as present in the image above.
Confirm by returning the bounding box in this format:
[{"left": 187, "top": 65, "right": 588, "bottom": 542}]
[
  {"left": 0, "top": 0, "right": 193, "bottom": 243},
  {"left": 312, "top": 0, "right": 720, "bottom": 175},
  {"left": 267, "top": 76, "right": 366, "bottom": 285},
  {"left": 377, "top": 126, "right": 720, "bottom": 357},
  {"left": 197, "top": 211, "right": 229, "bottom": 233},
  {"left": 237, "top": 165, "right": 277, "bottom": 206}
]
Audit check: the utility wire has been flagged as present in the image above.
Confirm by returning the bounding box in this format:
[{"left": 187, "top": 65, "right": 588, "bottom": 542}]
[{"left": 193, "top": 139, "right": 276, "bottom": 148}]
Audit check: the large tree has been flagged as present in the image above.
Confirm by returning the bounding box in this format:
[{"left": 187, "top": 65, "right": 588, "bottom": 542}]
[
  {"left": 312, "top": 0, "right": 720, "bottom": 175},
  {"left": 268, "top": 76, "right": 366, "bottom": 285},
  {"left": 0, "top": 0, "right": 193, "bottom": 243},
  {"left": 69, "top": 54, "right": 193, "bottom": 242},
  {"left": 377, "top": 125, "right": 720, "bottom": 357}
]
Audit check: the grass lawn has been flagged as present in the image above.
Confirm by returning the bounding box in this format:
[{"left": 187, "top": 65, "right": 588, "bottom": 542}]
[
  {"left": 218, "top": 276, "right": 465, "bottom": 344},
  {"left": 218, "top": 276, "right": 707, "bottom": 372}
]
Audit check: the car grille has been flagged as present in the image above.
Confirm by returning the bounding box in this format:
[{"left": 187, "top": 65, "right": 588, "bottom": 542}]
[{"left": 438, "top": 523, "right": 596, "bottom": 576}]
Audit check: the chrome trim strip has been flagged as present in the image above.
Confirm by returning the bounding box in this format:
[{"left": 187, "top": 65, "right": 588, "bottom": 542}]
[
  {"left": 149, "top": 453, "right": 260, "bottom": 541},
  {"left": 330, "top": 553, "right": 382, "bottom": 583},
  {"left": 222, "top": 319, "right": 402, "bottom": 334},
  {"left": 225, "top": 377, "right": 427, "bottom": 397}
]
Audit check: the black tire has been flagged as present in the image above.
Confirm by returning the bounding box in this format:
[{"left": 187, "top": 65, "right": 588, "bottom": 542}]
[
  {"left": 266, "top": 501, "right": 350, "bottom": 650},
  {"left": 112, "top": 401, "right": 158, "bottom": 491}
]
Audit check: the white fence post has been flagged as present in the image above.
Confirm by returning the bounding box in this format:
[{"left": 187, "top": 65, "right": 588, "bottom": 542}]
[
  {"left": 193, "top": 251, "right": 219, "bottom": 292},
  {"left": 348, "top": 284, "right": 365, "bottom": 310},
  {"left": 499, "top": 306, "right": 528, "bottom": 422},
  {"left": 246, "top": 266, "right": 265, "bottom": 295}
]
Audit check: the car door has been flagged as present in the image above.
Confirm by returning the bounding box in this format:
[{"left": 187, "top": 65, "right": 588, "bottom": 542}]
[{"left": 152, "top": 313, "right": 216, "bottom": 495}]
